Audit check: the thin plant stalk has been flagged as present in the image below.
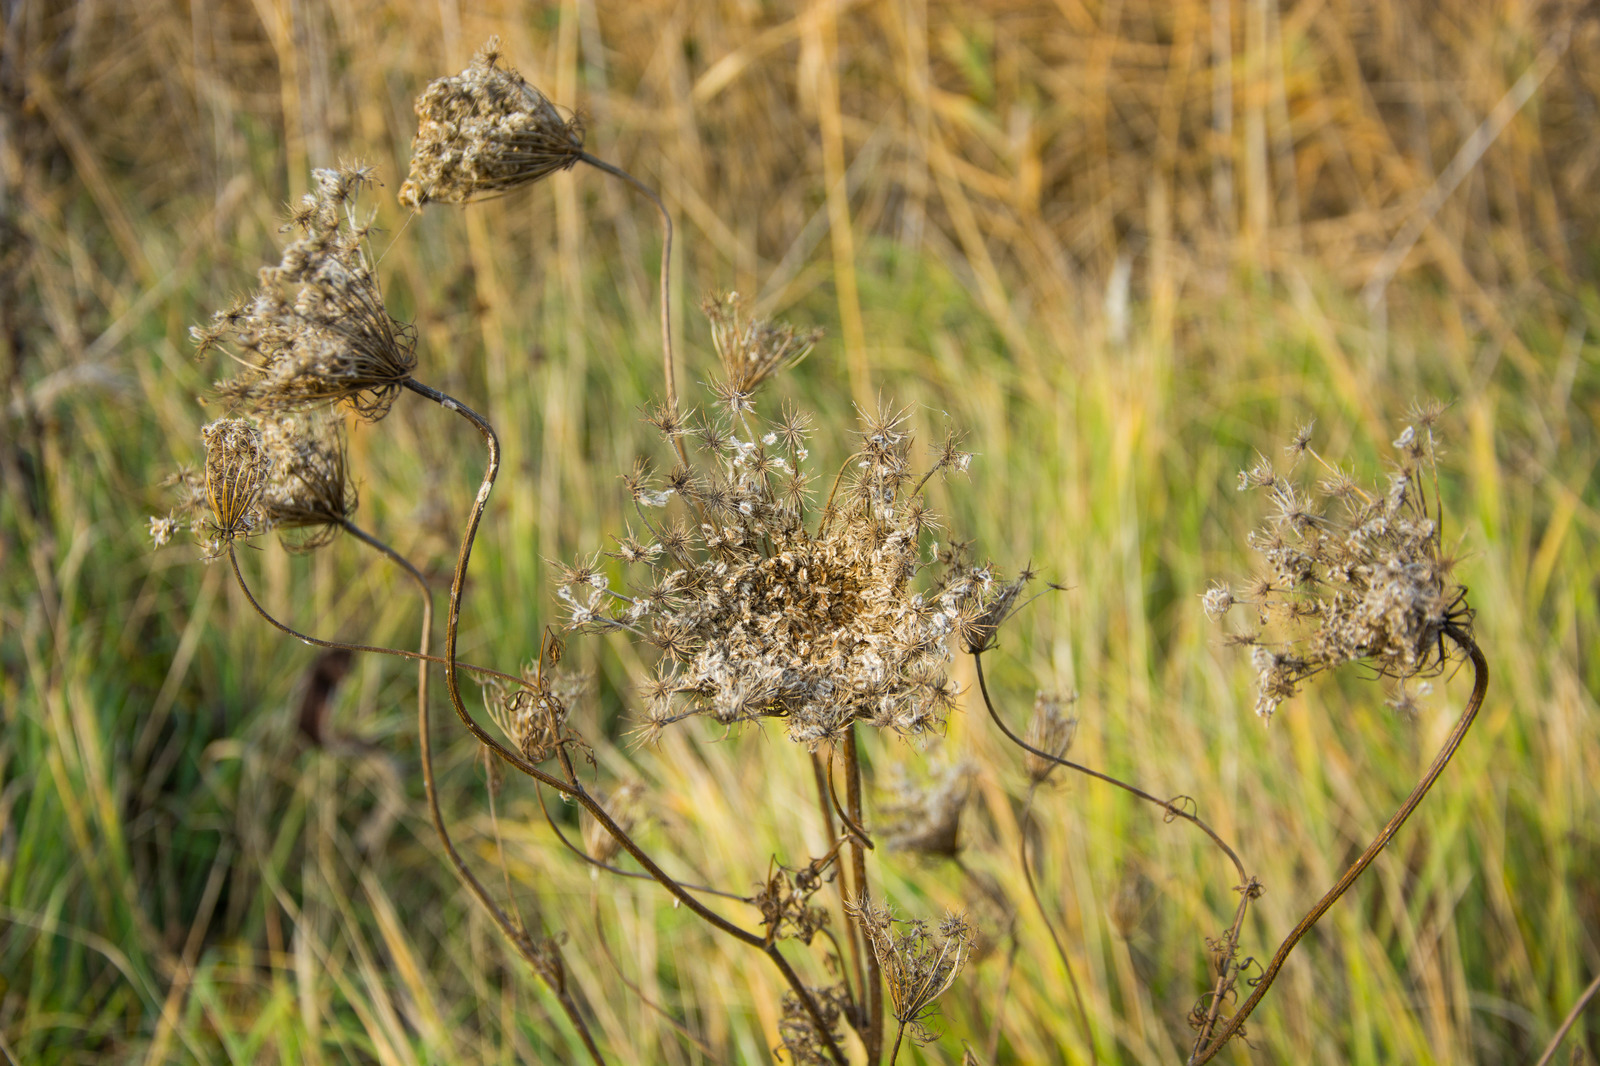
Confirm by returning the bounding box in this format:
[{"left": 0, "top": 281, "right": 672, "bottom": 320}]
[
  {"left": 577, "top": 151, "right": 689, "bottom": 471},
  {"left": 813, "top": 750, "right": 866, "bottom": 1019},
  {"left": 1187, "top": 630, "right": 1488, "bottom": 1063},
  {"left": 1533, "top": 972, "right": 1600, "bottom": 1066},
  {"left": 844, "top": 727, "right": 884, "bottom": 1062},
  {"left": 1018, "top": 789, "right": 1097, "bottom": 1065}
]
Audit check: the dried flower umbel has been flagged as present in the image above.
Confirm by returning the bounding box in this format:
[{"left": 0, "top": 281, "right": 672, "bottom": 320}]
[
  {"left": 400, "top": 36, "right": 584, "bottom": 209},
  {"left": 199, "top": 417, "right": 268, "bottom": 553},
  {"left": 195, "top": 165, "right": 417, "bottom": 421},
  {"left": 258, "top": 413, "right": 356, "bottom": 549},
  {"left": 847, "top": 899, "right": 973, "bottom": 1053},
  {"left": 560, "top": 320, "right": 1023, "bottom": 749},
  {"left": 1211, "top": 409, "right": 1471, "bottom": 719}
]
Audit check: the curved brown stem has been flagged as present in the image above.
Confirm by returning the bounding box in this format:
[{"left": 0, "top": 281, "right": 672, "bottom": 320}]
[
  {"left": 577, "top": 152, "right": 688, "bottom": 471},
  {"left": 343, "top": 524, "right": 606, "bottom": 1062},
  {"left": 1188, "top": 629, "right": 1488, "bottom": 1064},
  {"left": 402, "top": 378, "right": 848, "bottom": 1066},
  {"left": 1534, "top": 972, "right": 1600, "bottom": 1066},
  {"left": 1018, "top": 789, "right": 1098, "bottom": 1065},
  {"left": 973, "top": 651, "right": 1250, "bottom": 883}
]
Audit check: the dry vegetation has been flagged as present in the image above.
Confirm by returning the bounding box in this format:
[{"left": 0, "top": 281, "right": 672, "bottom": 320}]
[{"left": 2, "top": 1, "right": 1598, "bottom": 1063}]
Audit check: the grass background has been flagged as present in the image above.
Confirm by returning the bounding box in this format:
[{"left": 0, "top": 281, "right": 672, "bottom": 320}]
[{"left": 2, "top": 0, "right": 1597, "bottom": 1062}]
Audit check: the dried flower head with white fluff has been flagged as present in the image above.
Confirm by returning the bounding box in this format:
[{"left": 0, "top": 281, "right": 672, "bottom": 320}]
[
  {"left": 400, "top": 37, "right": 584, "bottom": 209},
  {"left": 1211, "top": 403, "right": 1472, "bottom": 719},
  {"left": 195, "top": 165, "right": 417, "bottom": 421}
]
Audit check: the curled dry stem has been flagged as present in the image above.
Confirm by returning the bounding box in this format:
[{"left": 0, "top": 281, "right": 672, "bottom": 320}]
[
  {"left": 404, "top": 377, "right": 849, "bottom": 1066},
  {"left": 1187, "top": 629, "right": 1488, "bottom": 1064},
  {"left": 973, "top": 651, "right": 1250, "bottom": 884}
]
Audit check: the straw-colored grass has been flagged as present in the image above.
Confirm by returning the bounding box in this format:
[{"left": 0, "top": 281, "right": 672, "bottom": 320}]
[{"left": 2, "top": 1, "right": 1596, "bottom": 1063}]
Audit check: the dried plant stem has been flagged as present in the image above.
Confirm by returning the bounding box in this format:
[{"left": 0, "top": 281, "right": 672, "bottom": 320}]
[
  {"left": 404, "top": 377, "right": 849, "bottom": 1066},
  {"left": 1190, "top": 877, "right": 1260, "bottom": 1058},
  {"left": 1018, "top": 789, "right": 1098, "bottom": 1065},
  {"left": 1188, "top": 630, "right": 1488, "bottom": 1064},
  {"left": 972, "top": 652, "right": 1250, "bottom": 883},
  {"left": 1533, "top": 972, "right": 1600, "bottom": 1066},
  {"left": 888, "top": 1019, "right": 908, "bottom": 1064},
  {"left": 812, "top": 753, "right": 866, "bottom": 1017},
  {"left": 577, "top": 151, "right": 689, "bottom": 470},
  {"left": 844, "top": 727, "right": 884, "bottom": 1062}
]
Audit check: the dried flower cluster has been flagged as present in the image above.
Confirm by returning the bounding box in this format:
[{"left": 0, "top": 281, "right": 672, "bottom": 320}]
[
  {"left": 777, "top": 984, "right": 851, "bottom": 1066},
  {"left": 153, "top": 414, "right": 354, "bottom": 556},
  {"left": 556, "top": 308, "right": 1032, "bottom": 748},
  {"left": 1022, "top": 691, "right": 1078, "bottom": 784},
  {"left": 881, "top": 760, "right": 973, "bottom": 858},
  {"left": 703, "top": 292, "right": 822, "bottom": 406},
  {"left": 1210, "top": 405, "right": 1471, "bottom": 718},
  {"left": 399, "top": 37, "right": 584, "bottom": 209},
  {"left": 754, "top": 860, "right": 831, "bottom": 946},
  {"left": 847, "top": 899, "right": 973, "bottom": 1044},
  {"left": 194, "top": 165, "right": 417, "bottom": 421}
]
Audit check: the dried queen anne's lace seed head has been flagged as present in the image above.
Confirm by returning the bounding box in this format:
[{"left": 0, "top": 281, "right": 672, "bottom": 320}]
[
  {"left": 564, "top": 308, "right": 1028, "bottom": 748},
  {"left": 258, "top": 413, "right": 356, "bottom": 549},
  {"left": 881, "top": 760, "right": 974, "bottom": 858},
  {"left": 196, "top": 165, "right": 417, "bottom": 421},
  {"left": 1023, "top": 691, "right": 1078, "bottom": 784},
  {"left": 200, "top": 418, "right": 269, "bottom": 554},
  {"left": 1214, "top": 413, "right": 1472, "bottom": 719},
  {"left": 399, "top": 37, "right": 584, "bottom": 209},
  {"left": 847, "top": 898, "right": 973, "bottom": 1044}
]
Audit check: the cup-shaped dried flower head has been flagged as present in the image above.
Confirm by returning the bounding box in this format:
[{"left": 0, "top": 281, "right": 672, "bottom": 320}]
[
  {"left": 486, "top": 635, "right": 590, "bottom": 764},
  {"left": 846, "top": 898, "right": 973, "bottom": 1044},
  {"left": 565, "top": 359, "right": 1019, "bottom": 748},
  {"left": 702, "top": 292, "right": 822, "bottom": 408},
  {"left": 581, "top": 781, "right": 646, "bottom": 866},
  {"left": 400, "top": 37, "right": 584, "bottom": 209},
  {"left": 201, "top": 418, "right": 269, "bottom": 553},
  {"left": 1023, "top": 691, "right": 1078, "bottom": 784},
  {"left": 196, "top": 165, "right": 417, "bottom": 421},
  {"left": 882, "top": 760, "right": 974, "bottom": 858},
  {"left": 1211, "top": 408, "right": 1472, "bottom": 719},
  {"left": 258, "top": 413, "right": 356, "bottom": 550}
]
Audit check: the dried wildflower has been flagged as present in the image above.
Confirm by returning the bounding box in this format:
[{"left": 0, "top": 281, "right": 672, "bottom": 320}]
[
  {"left": 200, "top": 418, "right": 269, "bottom": 552},
  {"left": 1215, "top": 413, "right": 1472, "bottom": 719},
  {"left": 1023, "top": 691, "right": 1078, "bottom": 783},
  {"left": 776, "top": 984, "right": 849, "bottom": 1066},
  {"left": 1201, "top": 583, "right": 1234, "bottom": 621},
  {"left": 582, "top": 781, "right": 646, "bottom": 865},
  {"left": 847, "top": 898, "right": 973, "bottom": 1044},
  {"left": 573, "top": 361, "right": 1019, "bottom": 746},
  {"left": 400, "top": 37, "right": 584, "bottom": 209},
  {"left": 754, "top": 860, "right": 830, "bottom": 945},
  {"left": 882, "top": 760, "right": 973, "bottom": 857},
  {"left": 258, "top": 413, "right": 356, "bottom": 549},
  {"left": 703, "top": 292, "right": 821, "bottom": 398},
  {"left": 486, "top": 637, "right": 589, "bottom": 763},
  {"left": 199, "top": 166, "right": 417, "bottom": 420}
]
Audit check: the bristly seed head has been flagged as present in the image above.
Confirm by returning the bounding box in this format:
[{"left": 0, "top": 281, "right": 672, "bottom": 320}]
[
  {"left": 1214, "top": 409, "right": 1472, "bottom": 719},
  {"left": 200, "top": 418, "right": 269, "bottom": 554},
  {"left": 1023, "top": 692, "right": 1078, "bottom": 784},
  {"left": 400, "top": 36, "right": 585, "bottom": 209},
  {"left": 199, "top": 165, "right": 417, "bottom": 421}
]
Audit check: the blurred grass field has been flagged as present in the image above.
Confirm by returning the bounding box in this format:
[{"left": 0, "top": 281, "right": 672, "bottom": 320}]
[{"left": 2, "top": 0, "right": 1598, "bottom": 1062}]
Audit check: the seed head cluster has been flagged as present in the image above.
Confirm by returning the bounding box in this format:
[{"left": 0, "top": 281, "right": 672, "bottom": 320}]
[
  {"left": 194, "top": 165, "right": 416, "bottom": 421},
  {"left": 846, "top": 898, "right": 973, "bottom": 1043},
  {"left": 1211, "top": 405, "right": 1471, "bottom": 719},
  {"left": 399, "top": 37, "right": 584, "bottom": 209},
  {"left": 557, "top": 309, "right": 1031, "bottom": 748}
]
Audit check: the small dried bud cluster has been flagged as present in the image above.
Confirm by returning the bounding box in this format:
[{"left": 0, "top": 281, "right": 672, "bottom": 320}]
[
  {"left": 776, "top": 984, "right": 850, "bottom": 1066},
  {"left": 400, "top": 37, "right": 584, "bottom": 209},
  {"left": 1022, "top": 691, "right": 1078, "bottom": 784},
  {"left": 846, "top": 898, "right": 972, "bottom": 1043},
  {"left": 754, "top": 860, "right": 830, "bottom": 946},
  {"left": 486, "top": 637, "right": 591, "bottom": 764},
  {"left": 881, "top": 760, "right": 973, "bottom": 858},
  {"left": 1212, "top": 406, "right": 1470, "bottom": 719},
  {"left": 559, "top": 310, "right": 1021, "bottom": 747},
  {"left": 195, "top": 165, "right": 417, "bottom": 420},
  {"left": 702, "top": 292, "right": 822, "bottom": 404}
]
